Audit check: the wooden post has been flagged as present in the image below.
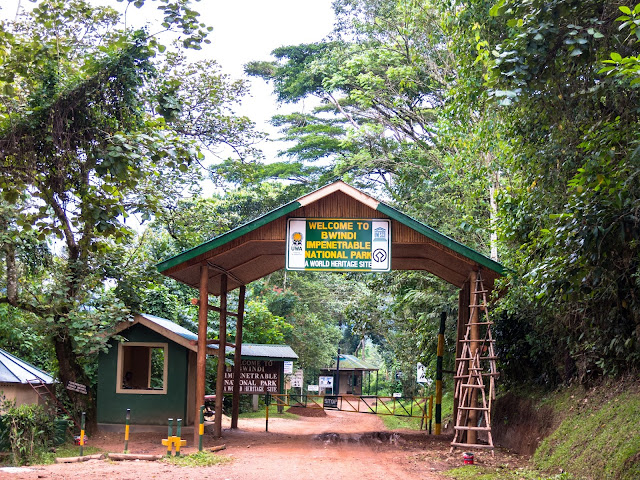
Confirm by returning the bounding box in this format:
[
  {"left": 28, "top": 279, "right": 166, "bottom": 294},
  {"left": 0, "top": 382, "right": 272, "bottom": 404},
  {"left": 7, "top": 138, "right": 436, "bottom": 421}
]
[
  {"left": 195, "top": 265, "right": 209, "bottom": 446},
  {"left": 454, "top": 280, "right": 469, "bottom": 436},
  {"left": 435, "top": 311, "right": 445, "bottom": 434},
  {"left": 214, "top": 274, "right": 228, "bottom": 437},
  {"left": 231, "top": 285, "right": 245, "bottom": 429},
  {"left": 468, "top": 270, "right": 479, "bottom": 444}
]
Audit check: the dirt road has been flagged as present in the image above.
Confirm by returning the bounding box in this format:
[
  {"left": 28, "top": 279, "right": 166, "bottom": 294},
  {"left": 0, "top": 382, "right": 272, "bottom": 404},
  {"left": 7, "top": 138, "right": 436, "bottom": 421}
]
[{"left": 0, "top": 409, "right": 522, "bottom": 479}]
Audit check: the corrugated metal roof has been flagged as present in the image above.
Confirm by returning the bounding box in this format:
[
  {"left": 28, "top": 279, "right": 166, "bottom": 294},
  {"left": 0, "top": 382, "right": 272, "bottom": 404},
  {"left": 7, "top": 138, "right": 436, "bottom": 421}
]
[
  {"left": 130, "top": 315, "right": 296, "bottom": 359},
  {"left": 242, "top": 344, "right": 298, "bottom": 360},
  {"left": 0, "top": 348, "right": 54, "bottom": 384},
  {"left": 325, "top": 354, "right": 379, "bottom": 371},
  {"left": 139, "top": 313, "right": 198, "bottom": 342}
]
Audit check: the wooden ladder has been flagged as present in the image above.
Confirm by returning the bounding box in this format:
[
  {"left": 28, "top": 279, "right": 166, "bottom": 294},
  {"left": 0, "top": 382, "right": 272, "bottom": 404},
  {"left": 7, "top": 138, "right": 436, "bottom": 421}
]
[
  {"left": 451, "top": 271, "right": 498, "bottom": 451},
  {"left": 27, "top": 379, "right": 80, "bottom": 432}
]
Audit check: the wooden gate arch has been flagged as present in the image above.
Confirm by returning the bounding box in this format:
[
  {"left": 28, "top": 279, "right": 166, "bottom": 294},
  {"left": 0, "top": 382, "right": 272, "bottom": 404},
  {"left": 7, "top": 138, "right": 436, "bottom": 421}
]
[{"left": 157, "top": 181, "right": 505, "bottom": 448}]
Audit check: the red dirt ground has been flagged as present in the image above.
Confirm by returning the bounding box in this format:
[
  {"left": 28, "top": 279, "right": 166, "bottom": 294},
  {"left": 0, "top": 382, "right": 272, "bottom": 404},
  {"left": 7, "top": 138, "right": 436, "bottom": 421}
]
[{"left": 0, "top": 410, "right": 527, "bottom": 479}]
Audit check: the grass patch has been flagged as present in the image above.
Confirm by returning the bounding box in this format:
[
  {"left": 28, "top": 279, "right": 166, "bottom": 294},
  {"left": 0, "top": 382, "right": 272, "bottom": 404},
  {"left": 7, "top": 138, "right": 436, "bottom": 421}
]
[
  {"left": 379, "top": 414, "right": 424, "bottom": 430},
  {"left": 163, "top": 450, "right": 231, "bottom": 467},
  {"left": 377, "top": 392, "right": 455, "bottom": 431},
  {"left": 533, "top": 388, "right": 640, "bottom": 480},
  {"left": 445, "top": 465, "right": 571, "bottom": 480},
  {"left": 238, "top": 405, "right": 299, "bottom": 420},
  {"left": 1, "top": 443, "right": 104, "bottom": 466}
]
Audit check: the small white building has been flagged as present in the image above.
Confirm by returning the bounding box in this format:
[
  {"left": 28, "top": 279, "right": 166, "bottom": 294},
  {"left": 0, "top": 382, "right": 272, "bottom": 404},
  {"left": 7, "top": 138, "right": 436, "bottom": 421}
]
[{"left": 0, "top": 348, "right": 54, "bottom": 407}]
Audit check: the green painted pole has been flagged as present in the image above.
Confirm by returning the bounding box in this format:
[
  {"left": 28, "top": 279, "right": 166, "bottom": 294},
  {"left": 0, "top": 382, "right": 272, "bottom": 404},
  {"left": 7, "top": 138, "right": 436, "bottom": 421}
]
[
  {"left": 124, "top": 408, "right": 131, "bottom": 453},
  {"left": 175, "top": 419, "right": 182, "bottom": 456},
  {"left": 435, "top": 311, "right": 446, "bottom": 435},
  {"left": 79, "top": 412, "right": 86, "bottom": 456},
  {"left": 166, "top": 418, "right": 173, "bottom": 456},
  {"left": 199, "top": 405, "right": 205, "bottom": 452}
]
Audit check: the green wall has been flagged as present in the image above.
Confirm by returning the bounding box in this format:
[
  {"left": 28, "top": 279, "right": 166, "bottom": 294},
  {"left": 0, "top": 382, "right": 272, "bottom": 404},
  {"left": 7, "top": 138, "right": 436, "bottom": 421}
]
[{"left": 97, "top": 324, "right": 190, "bottom": 425}]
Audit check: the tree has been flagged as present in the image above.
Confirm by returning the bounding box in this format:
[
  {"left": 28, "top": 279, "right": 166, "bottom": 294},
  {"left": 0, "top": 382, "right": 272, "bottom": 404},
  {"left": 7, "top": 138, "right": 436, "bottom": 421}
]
[{"left": 0, "top": 0, "right": 260, "bottom": 426}]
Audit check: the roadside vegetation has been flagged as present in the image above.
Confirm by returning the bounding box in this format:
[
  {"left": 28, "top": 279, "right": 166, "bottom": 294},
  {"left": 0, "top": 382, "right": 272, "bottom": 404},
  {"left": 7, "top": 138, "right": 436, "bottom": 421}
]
[
  {"left": 164, "top": 451, "right": 231, "bottom": 467},
  {"left": 1, "top": 0, "right": 639, "bottom": 475}
]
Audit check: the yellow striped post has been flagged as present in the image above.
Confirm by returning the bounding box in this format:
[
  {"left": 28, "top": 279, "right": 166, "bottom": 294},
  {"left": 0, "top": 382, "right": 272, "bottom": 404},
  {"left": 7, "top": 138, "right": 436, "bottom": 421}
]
[
  {"left": 79, "top": 412, "right": 86, "bottom": 456},
  {"left": 124, "top": 408, "right": 130, "bottom": 453},
  {"left": 199, "top": 405, "right": 205, "bottom": 451}
]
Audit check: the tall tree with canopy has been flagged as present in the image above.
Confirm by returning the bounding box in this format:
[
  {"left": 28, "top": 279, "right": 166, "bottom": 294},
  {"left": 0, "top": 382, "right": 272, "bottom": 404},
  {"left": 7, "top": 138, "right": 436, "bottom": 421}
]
[{"left": 0, "top": 0, "right": 261, "bottom": 426}]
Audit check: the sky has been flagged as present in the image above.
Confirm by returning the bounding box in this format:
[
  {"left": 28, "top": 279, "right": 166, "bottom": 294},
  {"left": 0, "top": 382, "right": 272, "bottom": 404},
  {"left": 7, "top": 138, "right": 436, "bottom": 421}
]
[{"left": 1, "top": 0, "right": 336, "bottom": 164}]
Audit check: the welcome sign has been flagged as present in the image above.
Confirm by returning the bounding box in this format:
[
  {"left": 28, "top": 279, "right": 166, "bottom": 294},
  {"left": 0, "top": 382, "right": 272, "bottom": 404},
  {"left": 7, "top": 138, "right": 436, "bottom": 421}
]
[{"left": 286, "top": 218, "right": 391, "bottom": 272}]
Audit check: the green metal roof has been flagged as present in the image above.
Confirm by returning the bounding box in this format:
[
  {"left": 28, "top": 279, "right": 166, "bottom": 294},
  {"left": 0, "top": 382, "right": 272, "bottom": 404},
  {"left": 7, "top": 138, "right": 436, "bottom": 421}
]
[
  {"left": 325, "top": 354, "right": 379, "bottom": 371},
  {"left": 156, "top": 181, "right": 505, "bottom": 291},
  {"left": 375, "top": 203, "right": 506, "bottom": 276},
  {"left": 241, "top": 344, "right": 298, "bottom": 361},
  {"left": 157, "top": 200, "right": 302, "bottom": 273}
]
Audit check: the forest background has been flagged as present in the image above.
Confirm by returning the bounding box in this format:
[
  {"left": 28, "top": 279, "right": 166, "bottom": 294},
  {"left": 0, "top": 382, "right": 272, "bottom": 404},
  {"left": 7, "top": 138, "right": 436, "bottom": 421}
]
[{"left": 0, "top": 0, "right": 639, "bottom": 428}]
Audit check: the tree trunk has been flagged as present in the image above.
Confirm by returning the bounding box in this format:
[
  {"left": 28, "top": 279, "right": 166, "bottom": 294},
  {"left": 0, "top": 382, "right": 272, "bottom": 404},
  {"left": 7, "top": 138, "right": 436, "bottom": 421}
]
[
  {"left": 54, "top": 330, "right": 97, "bottom": 433},
  {"left": 3, "top": 241, "right": 17, "bottom": 304}
]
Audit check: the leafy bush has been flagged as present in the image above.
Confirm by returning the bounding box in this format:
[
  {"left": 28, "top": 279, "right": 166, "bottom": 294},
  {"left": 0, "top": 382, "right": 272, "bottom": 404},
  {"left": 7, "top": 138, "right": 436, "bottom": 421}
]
[{"left": 1, "top": 398, "right": 55, "bottom": 466}]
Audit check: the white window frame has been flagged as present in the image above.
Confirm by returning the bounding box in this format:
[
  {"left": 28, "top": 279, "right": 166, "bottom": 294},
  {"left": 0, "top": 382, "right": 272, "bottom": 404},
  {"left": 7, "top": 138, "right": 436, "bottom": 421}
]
[{"left": 116, "top": 342, "right": 168, "bottom": 395}]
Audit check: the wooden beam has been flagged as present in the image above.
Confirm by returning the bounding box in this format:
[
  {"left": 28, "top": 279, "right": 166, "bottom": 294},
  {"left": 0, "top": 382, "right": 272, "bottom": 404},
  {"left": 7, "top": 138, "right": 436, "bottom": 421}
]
[
  {"left": 195, "top": 264, "right": 209, "bottom": 446},
  {"left": 189, "top": 339, "right": 236, "bottom": 348},
  {"left": 191, "top": 299, "right": 239, "bottom": 318},
  {"left": 231, "top": 285, "right": 245, "bottom": 429},
  {"left": 207, "top": 304, "right": 239, "bottom": 317},
  {"left": 214, "top": 274, "right": 228, "bottom": 438}
]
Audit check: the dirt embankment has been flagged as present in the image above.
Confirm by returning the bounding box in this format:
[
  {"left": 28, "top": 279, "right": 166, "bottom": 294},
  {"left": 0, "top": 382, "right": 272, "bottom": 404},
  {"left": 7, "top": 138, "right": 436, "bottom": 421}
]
[{"left": 491, "top": 392, "right": 555, "bottom": 455}]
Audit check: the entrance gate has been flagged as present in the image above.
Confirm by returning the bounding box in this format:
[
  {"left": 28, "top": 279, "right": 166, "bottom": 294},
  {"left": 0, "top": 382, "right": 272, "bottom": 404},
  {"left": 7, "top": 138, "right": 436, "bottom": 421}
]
[{"left": 157, "top": 181, "right": 505, "bottom": 448}]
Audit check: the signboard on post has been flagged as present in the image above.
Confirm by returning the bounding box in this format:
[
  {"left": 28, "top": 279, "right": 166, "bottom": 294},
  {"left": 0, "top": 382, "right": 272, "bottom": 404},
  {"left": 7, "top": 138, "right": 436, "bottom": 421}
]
[
  {"left": 291, "top": 369, "right": 303, "bottom": 388},
  {"left": 307, "top": 384, "right": 319, "bottom": 392},
  {"left": 286, "top": 218, "right": 391, "bottom": 272},
  {"left": 319, "top": 376, "right": 334, "bottom": 390},
  {"left": 283, "top": 361, "right": 293, "bottom": 375},
  {"left": 417, "top": 362, "right": 428, "bottom": 383}
]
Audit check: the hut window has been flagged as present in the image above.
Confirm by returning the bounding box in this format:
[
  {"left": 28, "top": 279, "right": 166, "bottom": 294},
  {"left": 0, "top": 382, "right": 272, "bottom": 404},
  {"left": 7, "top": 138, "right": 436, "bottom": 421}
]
[{"left": 116, "top": 342, "right": 168, "bottom": 394}]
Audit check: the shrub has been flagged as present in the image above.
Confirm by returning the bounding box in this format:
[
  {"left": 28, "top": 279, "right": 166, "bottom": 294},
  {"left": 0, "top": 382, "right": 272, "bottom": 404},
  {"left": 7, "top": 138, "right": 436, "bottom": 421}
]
[{"left": 1, "top": 398, "right": 55, "bottom": 466}]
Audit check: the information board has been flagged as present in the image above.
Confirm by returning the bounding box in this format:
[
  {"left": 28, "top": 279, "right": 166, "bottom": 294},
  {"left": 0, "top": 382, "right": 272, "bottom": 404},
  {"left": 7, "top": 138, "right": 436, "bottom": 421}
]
[
  {"left": 223, "top": 360, "right": 279, "bottom": 394},
  {"left": 286, "top": 218, "right": 391, "bottom": 272},
  {"left": 319, "top": 376, "right": 334, "bottom": 389},
  {"left": 291, "top": 369, "right": 303, "bottom": 388},
  {"left": 284, "top": 361, "right": 293, "bottom": 375}
]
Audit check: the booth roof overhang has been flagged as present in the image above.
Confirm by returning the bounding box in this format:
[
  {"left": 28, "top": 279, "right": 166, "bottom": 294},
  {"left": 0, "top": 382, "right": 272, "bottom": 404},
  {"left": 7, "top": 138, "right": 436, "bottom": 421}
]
[{"left": 157, "top": 181, "right": 505, "bottom": 294}]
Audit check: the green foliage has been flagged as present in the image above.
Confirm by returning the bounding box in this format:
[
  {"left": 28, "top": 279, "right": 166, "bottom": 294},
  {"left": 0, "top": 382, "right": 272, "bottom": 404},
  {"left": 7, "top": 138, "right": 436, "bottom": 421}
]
[
  {"left": 0, "top": 0, "right": 262, "bottom": 427},
  {"left": 0, "top": 400, "right": 55, "bottom": 466},
  {"left": 243, "top": 299, "right": 292, "bottom": 344},
  {"left": 445, "top": 466, "right": 571, "bottom": 480},
  {"left": 163, "top": 450, "right": 231, "bottom": 467},
  {"left": 534, "top": 388, "right": 640, "bottom": 480}
]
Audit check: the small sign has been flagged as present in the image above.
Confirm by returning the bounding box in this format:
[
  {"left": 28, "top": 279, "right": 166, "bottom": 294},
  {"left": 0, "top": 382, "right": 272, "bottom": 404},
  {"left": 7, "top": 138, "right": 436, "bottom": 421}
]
[
  {"left": 417, "top": 362, "right": 428, "bottom": 383},
  {"left": 307, "top": 384, "right": 319, "bottom": 392},
  {"left": 291, "top": 369, "right": 303, "bottom": 388},
  {"left": 319, "top": 376, "right": 334, "bottom": 389},
  {"left": 66, "top": 381, "right": 88, "bottom": 395},
  {"left": 286, "top": 218, "right": 391, "bottom": 272},
  {"left": 323, "top": 396, "right": 339, "bottom": 409},
  {"left": 393, "top": 392, "right": 402, "bottom": 398},
  {"left": 284, "top": 361, "right": 293, "bottom": 375}
]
